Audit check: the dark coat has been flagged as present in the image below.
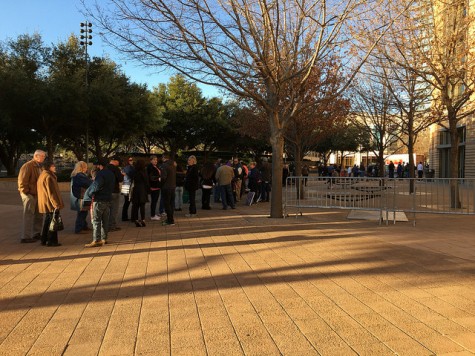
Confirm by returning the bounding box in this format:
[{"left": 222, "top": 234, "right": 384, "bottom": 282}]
[
  {"left": 70, "top": 172, "right": 92, "bottom": 211},
  {"left": 260, "top": 161, "right": 272, "bottom": 182},
  {"left": 130, "top": 169, "right": 150, "bottom": 205},
  {"left": 185, "top": 164, "right": 200, "bottom": 191},
  {"left": 176, "top": 164, "right": 186, "bottom": 187},
  {"left": 83, "top": 168, "right": 115, "bottom": 203},
  {"left": 200, "top": 163, "right": 216, "bottom": 187},
  {"left": 107, "top": 163, "right": 124, "bottom": 193},
  {"left": 160, "top": 160, "right": 176, "bottom": 189},
  {"left": 248, "top": 167, "right": 261, "bottom": 192},
  {"left": 147, "top": 163, "right": 161, "bottom": 190}
]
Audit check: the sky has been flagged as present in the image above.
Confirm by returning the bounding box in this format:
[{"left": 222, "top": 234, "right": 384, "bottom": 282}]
[{"left": 0, "top": 0, "right": 219, "bottom": 96}]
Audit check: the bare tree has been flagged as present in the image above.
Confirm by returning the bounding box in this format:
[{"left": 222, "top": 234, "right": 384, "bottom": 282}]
[
  {"left": 85, "top": 0, "right": 405, "bottom": 217},
  {"left": 359, "top": 50, "right": 435, "bottom": 191},
  {"left": 350, "top": 71, "right": 402, "bottom": 178},
  {"left": 384, "top": 0, "right": 475, "bottom": 206},
  {"left": 285, "top": 60, "right": 350, "bottom": 180}
]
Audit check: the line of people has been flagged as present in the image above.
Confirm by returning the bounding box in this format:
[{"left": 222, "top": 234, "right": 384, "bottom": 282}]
[{"left": 18, "top": 151, "right": 274, "bottom": 247}]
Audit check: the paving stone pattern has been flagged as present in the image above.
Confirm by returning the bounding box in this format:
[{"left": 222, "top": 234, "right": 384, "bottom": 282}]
[{"left": 0, "top": 188, "right": 475, "bottom": 355}]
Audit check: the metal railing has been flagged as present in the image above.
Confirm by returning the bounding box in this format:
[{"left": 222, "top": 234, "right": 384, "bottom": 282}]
[{"left": 284, "top": 176, "right": 475, "bottom": 225}]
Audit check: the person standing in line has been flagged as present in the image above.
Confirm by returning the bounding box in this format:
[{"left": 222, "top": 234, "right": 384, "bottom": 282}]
[
  {"left": 160, "top": 153, "right": 177, "bottom": 226},
  {"left": 397, "top": 162, "right": 403, "bottom": 179},
  {"left": 282, "top": 164, "right": 289, "bottom": 187},
  {"left": 130, "top": 159, "right": 149, "bottom": 227},
  {"left": 200, "top": 161, "right": 216, "bottom": 210},
  {"left": 121, "top": 157, "right": 135, "bottom": 221},
  {"left": 259, "top": 158, "right": 272, "bottom": 202},
  {"left": 215, "top": 160, "right": 235, "bottom": 210},
  {"left": 83, "top": 158, "right": 115, "bottom": 247},
  {"left": 37, "top": 160, "right": 64, "bottom": 247},
  {"left": 388, "top": 161, "right": 395, "bottom": 178},
  {"left": 18, "top": 149, "right": 46, "bottom": 243},
  {"left": 232, "top": 158, "right": 244, "bottom": 202},
  {"left": 302, "top": 164, "right": 309, "bottom": 186},
  {"left": 248, "top": 162, "right": 261, "bottom": 204},
  {"left": 70, "top": 161, "right": 92, "bottom": 234},
  {"left": 417, "top": 161, "right": 424, "bottom": 179},
  {"left": 213, "top": 158, "right": 222, "bottom": 203},
  {"left": 147, "top": 155, "right": 162, "bottom": 221},
  {"left": 108, "top": 156, "right": 124, "bottom": 231},
  {"left": 185, "top": 155, "right": 200, "bottom": 217},
  {"left": 175, "top": 161, "right": 186, "bottom": 212},
  {"left": 359, "top": 163, "right": 366, "bottom": 177},
  {"left": 240, "top": 161, "right": 249, "bottom": 198}
]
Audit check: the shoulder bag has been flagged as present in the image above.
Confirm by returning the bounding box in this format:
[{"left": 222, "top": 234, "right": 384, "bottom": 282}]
[{"left": 49, "top": 208, "right": 65, "bottom": 232}]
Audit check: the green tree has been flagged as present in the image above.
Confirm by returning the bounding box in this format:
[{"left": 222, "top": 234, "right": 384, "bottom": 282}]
[
  {"left": 0, "top": 34, "right": 46, "bottom": 175},
  {"left": 38, "top": 36, "right": 87, "bottom": 159},
  {"left": 194, "top": 98, "right": 237, "bottom": 162},
  {"left": 150, "top": 75, "right": 207, "bottom": 156},
  {"left": 87, "top": 57, "right": 160, "bottom": 159},
  {"left": 230, "top": 106, "right": 272, "bottom": 160}
]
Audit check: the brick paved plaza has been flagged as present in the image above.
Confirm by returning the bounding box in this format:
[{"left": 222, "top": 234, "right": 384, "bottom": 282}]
[{"left": 1, "top": 183, "right": 475, "bottom": 355}]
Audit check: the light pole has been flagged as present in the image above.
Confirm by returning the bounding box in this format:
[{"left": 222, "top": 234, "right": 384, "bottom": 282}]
[{"left": 80, "top": 21, "right": 93, "bottom": 165}]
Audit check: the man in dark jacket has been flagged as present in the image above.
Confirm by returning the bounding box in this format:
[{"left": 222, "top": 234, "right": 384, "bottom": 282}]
[
  {"left": 83, "top": 158, "right": 116, "bottom": 247},
  {"left": 108, "top": 156, "right": 124, "bottom": 231},
  {"left": 160, "top": 153, "right": 177, "bottom": 226}
]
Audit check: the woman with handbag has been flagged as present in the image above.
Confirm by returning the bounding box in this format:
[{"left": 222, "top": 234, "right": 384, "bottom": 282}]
[
  {"left": 37, "top": 159, "right": 65, "bottom": 246},
  {"left": 70, "top": 161, "right": 92, "bottom": 234}
]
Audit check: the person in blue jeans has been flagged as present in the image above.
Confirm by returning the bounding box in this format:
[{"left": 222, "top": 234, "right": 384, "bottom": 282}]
[
  {"left": 83, "top": 158, "right": 115, "bottom": 247},
  {"left": 70, "top": 161, "right": 92, "bottom": 233},
  {"left": 215, "top": 161, "right": 235, "bottom": 210}
]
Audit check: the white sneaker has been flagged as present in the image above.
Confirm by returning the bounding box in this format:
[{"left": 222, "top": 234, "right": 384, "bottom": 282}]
[{"left": 151, "top": 215, "right": 161, "bottom": 221}]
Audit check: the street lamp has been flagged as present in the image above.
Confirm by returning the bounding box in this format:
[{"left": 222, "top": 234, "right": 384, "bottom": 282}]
[{"left": 80, "top": 21, "right": 92, "bottom": 164}]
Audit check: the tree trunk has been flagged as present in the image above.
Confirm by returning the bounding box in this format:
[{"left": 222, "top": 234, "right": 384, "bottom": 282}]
[
  {"left": 448, "top": 112, "right": 461, "bottom": 208},
  {"left": 46, "top": 134, "right": 55, "bottom": 161},
  {"left": 93, "top": 135, "right": 102, "bottom": 160},
  {"left": 269, "top": 131, "right": 284, "bottom": 218},
  {"left": 407, "top": 124, "right": 415, "bottom": 194},
  {"left": 293, "top": 144, "right": 305, "bottom": 199}
]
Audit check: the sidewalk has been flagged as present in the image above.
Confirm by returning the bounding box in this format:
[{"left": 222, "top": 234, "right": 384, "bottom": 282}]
[{"left": 0, "top": 187, "right": 475, "bottom": 355}]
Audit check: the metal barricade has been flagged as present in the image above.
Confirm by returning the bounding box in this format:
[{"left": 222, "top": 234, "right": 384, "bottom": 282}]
[{"left": 284, "top": 176, "right": 475, "bottom": 226}]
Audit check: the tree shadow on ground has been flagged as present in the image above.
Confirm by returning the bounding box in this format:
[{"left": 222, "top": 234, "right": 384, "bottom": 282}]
[{"left": 1, "top": 237, "right": 474, "bottom": 312}]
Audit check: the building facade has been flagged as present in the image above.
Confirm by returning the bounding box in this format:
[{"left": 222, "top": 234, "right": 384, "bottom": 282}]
[{"left": 427, "top": 0, "right": 475, "bottom": 178}]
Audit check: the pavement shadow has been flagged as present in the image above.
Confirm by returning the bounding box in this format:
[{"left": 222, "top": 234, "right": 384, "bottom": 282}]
[{"left": 1, "top": 237, "right": 474, "bottom": 312}]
